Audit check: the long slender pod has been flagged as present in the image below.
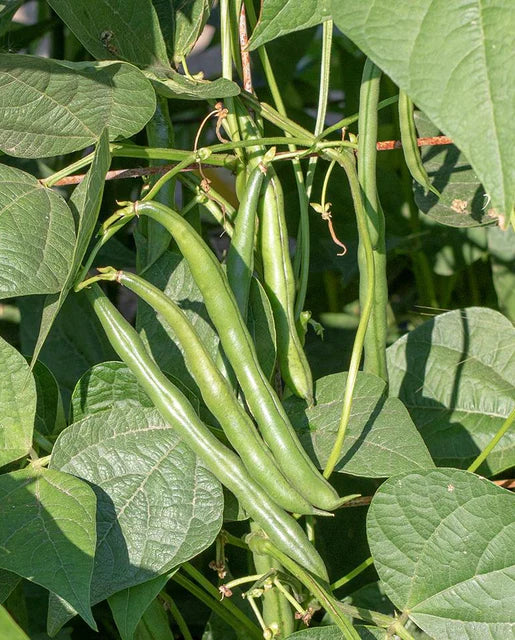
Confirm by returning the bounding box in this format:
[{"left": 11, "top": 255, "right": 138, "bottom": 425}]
[
  {"left": 357, "top": 59, "right": 389, "bottom": 382},
  {"left": 113, "top": 200, "right": 344, "bottom": 510},
  {"left": 398, "top": 89, "right": 440, "bottom": 197},
  {"left": 84, "top": 283, "right": 328, "bottom": 581},
  {"left": 97, "top": 267, "right": 322, "bottom": 516},
  {"left": 259, "top": 168, "right": 314, "bottom": 405}
]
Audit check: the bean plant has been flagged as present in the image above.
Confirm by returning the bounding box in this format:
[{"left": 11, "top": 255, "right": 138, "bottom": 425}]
[{"left": 0, "top": 1, "right": 514, "bottom": 639}]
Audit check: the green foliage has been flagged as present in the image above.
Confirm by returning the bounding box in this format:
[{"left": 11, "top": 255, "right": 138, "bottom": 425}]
[{"left": 0, "top": 2, "right": 513, "bottom": 639}]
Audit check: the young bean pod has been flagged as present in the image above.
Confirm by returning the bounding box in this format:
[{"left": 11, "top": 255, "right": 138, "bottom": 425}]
[
  {"left": 114, "top": 200, "right": 343, "bottom": 511},
  {"left": 258, "top": 170, "right": 314, "bottom": 405},
  {"left": 97, "top": 267, "right": 324, "bottom": 516},
  {"left": 398, "top": 89, "right": 440, "bottom": 197},
  {"left": 84, "top": 283, "right": 329, "bottom": 582}
]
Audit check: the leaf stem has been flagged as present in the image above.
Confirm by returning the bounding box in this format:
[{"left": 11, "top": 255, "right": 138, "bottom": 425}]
[
  {"left": 159, "top": 591, "right": 194, "bottom": 640},
  {"left": 331, "top": 556, "right": 374, "bottom": 592},
  {"left": 467, "top": 405, "right": 515, "bottom": 473}
]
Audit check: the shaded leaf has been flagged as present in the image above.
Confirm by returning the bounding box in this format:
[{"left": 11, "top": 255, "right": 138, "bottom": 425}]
[
  {"left": 285, "top": 627, "right": 386, "bottom": 639},
  {"left": 247, "top": 276, "right": 276, "bottom": 381},
  {"left": 0, "top": 335, "right": 36, "bottom": 467},
  {"left": 31, "top": 130, "right": 111, "bottom": 367},
  {"left": 284, "top": 372, "right": 434, "bottom": 477},
  {"left": 413, "top": 111, "right": 494, "bottom": 227},
  {"left": 168, "top": 0, "right": 214, "bottom": 65},
  {"left": 0, "top": 165, "right": 75, "bottom": 298},
  {"left": 488, "top": 226, "right": 515, "bottom": 323},
  {"left": 387, "top": 307, "right": 515, "bottom": 475},
  {"left": 147, "top": 67, "right": 240, "bottom": 100},
  {"left": 0, "top": 604, "right": 30, "bottom": 640},
  {"left": 331, "top": 0, "right": 515, "bottom": 222},
  {"left": 134, "top": 598, "right": 174, "bottom": 640},
  {"left": 47, "top": 0, "right": 169, "bottom": 68},
  {"left": 0, "top": 571, "right": 20, "bottom": 605},
  {"left": 248, "top": 0, "right": 331, "bottom": 50},
  {"left": 0, "top": 56, "right": 155, "bottom": 158},
  {"left": 109, "top": 572, "right": 174, "bottom": 640},
  {"left": 0, "top": 468, "right": 96, "bottom": 628},
  {"left": 31, "top": 360, "right": 66, "bottom": 438},
  {"left": 0, "top": 1, "right": 23, "bottom": 37},
  {"left": 50, "top": 405, "right": 223, "bottom": 606},
  {"left": 367, "top": 468, "right": 515, "bottom": 640}
]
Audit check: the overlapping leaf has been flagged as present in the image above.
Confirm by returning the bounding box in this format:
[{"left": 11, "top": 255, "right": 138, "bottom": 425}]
[
  {"left": 387, "top": 307, "right": 515, "bottom": 475},
  {"left": 50, "top": 405, "right": 223, "bottom": 605},
  {"left": 0, "top": 335, "right": 36, "bottom": 467},
  {"left": 331, "top": 0, "right": 515, "bottom": 224},
  {"left": 32, "top": 360, "right": 66, "bottom": 438},
  {"left": 0, "top": 605, "right": 30, "bottom": 640},
  {"left": 0, "top": 165, "right": 75, "bottom": 298},
  {"left": 0, "top": 55, "right": 155, "bottom": 158},
  {"left": 367, "top": 469, "right": 515, "bottom": 640},
  {"left": 0, "top": 468, "right": 97, "bottom": 628},
  {"left": 248, "top": 0, "right": 330, "bottom": 50},
  {"left": 284, "top": 372, "right": 433, "bottom": 476}
]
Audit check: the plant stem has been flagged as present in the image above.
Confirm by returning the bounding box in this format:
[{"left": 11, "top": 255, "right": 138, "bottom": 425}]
[
  {"left": 159, "top": 592, "right": 193, "bottom": 640},
  {"left": 319, "top": 95, "right": 399, "bottom": 139},
  {"left": 467, "top": 405, "right": 515, "bottom": 473},
  {"left": 331, "top": 556, "right": 374, "bottom": 592},
  {"left": 220, "top": 0, "right": 240, "bottom": 142},
  {"left": 322, "top": 149, "right": 375, "bottom": 478},
  {"left": 172, "top": 573, "right": 261, "bottom": 640},
  {"left": 357, "top": 59, "right": 388, "bottom": 382},
  {"left": 111, "top": 143, "right": 236, "bottom": 169}
]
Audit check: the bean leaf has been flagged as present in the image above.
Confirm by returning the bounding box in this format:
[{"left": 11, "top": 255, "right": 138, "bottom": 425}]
[
  {"left": 50, "top": 405, "right": 223, "bottom": 614},
  {"left": 367, "top": 468, "right": 515, "bottom": 640},
  {"left": 387, "top": 307, "right": 515, "bottom": 475},
  {"left": 0, "top": 605, "right": 30, "bottom": 640},
  {"left": 0, "top": 335, "right": 36, "bottom": 467},
  {"left": 248, "top": 0, "right": 331, "bottom": 50},
  {"left": 0, "top": 55, "right": 155, "bottom": 158},
  {"left": 0, "top": 165, "right": 75, "bottom": 298},
  {"left": 0, "top": 468, "right": 97, "bottom": 629},
  {"left": 284, "top": 372, "right": 434, "bottom": 477},
  {"left": 331, "top": 0, "right": 515, "bottom": 225}
]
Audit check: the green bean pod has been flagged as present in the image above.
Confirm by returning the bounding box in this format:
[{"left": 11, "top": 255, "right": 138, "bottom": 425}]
[
  {"left": 119, "top": 200, "right": 343, "bottom": 511},
  {"left": 84, "top": 283, "right": 328, "bottom": 582},
  {"left": 259, "top": 170, "right": 314, "bottom": 405},
  {"left": 398, "top": 89, "right": 440, "bottom": 197},
  {"left": 227, "top": 162, "right": 267, "bottom": 319},
  {"left": 99, "top": 267, "right": 323, "bottom": 516}
]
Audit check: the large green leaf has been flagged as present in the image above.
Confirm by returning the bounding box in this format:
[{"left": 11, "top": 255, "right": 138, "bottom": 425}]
[
  {"left": 108, "top": 572, "right": 174, "bottom": 640},
  {"left": 0, "top": 165, "right": 75, "bottom": 298},
  {"left": 248, "top": 0, "right": 331, "bottom": 50},
  {"left": 413, "top": 111, "right": 494, "bottom": 228},
  {"left": 31, "top": 130, "right": 111, "bottom": 366},
  {"left": 47, "top": 0, "right": 169, "bottom": 68},
  {"left": 284, "top": 372, "right": 434, "bottom": 477},
  {"left": 50, "top": 405, "right": 223, "bottom": 605},
  {"left": 387, "top": 307, "right": 515, "bottom": 475},
  {"left": 0, "top": 335, "right": 36, "bottom": 467},
  {"left": 0, "top": 468, "right": 97, "bottom": 628},
  {"left": 0, "top": 56, "right": 155, "bottom": 158},
  {"left": 331, "top": 0, "right": 515, "bottom": 223},
  {"left": 284, "top": 627, "right": 386, "bottom": 639},
  {"left": 0, "top": 605, "right": 30, "bottom": 640},
  {"left": 367, "top": 468, "right": 515, "bottom": 640}
]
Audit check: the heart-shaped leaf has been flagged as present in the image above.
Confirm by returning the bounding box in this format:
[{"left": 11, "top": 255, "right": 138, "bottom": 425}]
[
  {"left": 284, "top": 372, "right": 434, "bottom": 477},
  {"left": 248, "top": 0, "right": 330, "bottom": 50},
  {"left": 0, "top": 335, "right": 36, "bottom": 467},
  {"left": 50, "top": 405, "right": 223, "bottom": 605},
  {"left": 387, "top": 307, "right": 515, "bottom": 475},
  {"left": 367, "top": 468, "right": 515, "bottom": 640},
  {"left": 0, "top": 468, "right": 97, "bottom": 629},
  {"left": 0, "top": 164, "right": 75, "bottom": 298},
  {"left": 0, "top": 55, "right": 155, "bottom": 158},
  {"left": 331, "top": 0, "right": 515, "bottom": 223}
]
